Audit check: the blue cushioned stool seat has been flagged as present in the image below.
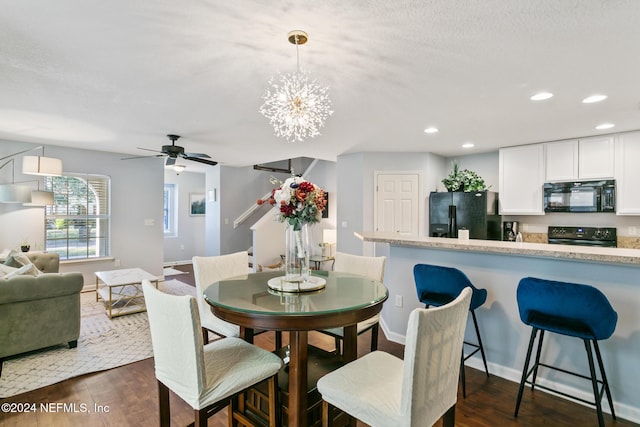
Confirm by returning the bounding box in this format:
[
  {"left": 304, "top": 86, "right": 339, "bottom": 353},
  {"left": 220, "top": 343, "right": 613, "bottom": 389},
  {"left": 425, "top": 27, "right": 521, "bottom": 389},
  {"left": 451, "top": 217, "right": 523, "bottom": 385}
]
[
  {"left": 515, "top": 277, "right": 618, "bottom": 427},
  {"left": 414, "top": 263, "right": 489, "bottom": 398}
]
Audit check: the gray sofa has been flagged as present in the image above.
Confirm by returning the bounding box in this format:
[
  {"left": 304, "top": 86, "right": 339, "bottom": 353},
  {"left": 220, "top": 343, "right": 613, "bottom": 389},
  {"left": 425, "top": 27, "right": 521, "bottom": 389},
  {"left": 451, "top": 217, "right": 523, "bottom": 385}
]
[{"left": 0, "top": 252, "right": 84, "bottom": 375}]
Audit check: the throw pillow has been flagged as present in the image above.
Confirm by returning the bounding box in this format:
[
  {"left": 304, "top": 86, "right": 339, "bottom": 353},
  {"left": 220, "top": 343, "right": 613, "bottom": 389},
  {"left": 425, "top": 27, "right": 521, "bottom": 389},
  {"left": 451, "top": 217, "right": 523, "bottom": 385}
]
[
  {"left": 5, "top": 263, "right": 39, "bottom": 278},
  {"left": 4, "top": 252, "right": 34, "bottom": 269},
  {"left": 0, "top": 248, "right": 14, "bottom": 263}
]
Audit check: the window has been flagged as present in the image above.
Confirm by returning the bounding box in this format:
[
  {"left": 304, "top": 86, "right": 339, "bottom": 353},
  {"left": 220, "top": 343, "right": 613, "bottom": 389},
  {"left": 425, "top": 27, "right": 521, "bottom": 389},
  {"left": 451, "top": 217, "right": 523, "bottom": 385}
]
[
  {"left": 164, "top": 183, "right": 177, "bottom": 237},
  {"left": 44, "top": 174, "right": 110, "bottom": 260}
]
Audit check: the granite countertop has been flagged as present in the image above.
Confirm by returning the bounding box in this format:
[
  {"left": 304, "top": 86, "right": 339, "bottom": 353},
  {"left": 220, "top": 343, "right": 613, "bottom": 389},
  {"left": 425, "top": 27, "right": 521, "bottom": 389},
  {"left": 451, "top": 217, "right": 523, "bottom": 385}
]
[{"left": 355, "top": 231, "right": 640, "bottom": 266}]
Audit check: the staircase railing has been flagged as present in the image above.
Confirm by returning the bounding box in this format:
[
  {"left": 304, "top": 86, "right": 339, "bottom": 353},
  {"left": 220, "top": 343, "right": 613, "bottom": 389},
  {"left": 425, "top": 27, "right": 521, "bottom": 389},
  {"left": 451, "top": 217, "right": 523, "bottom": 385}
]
[{"left": 233, "top": 159, "right": 319, "bottom": 229}]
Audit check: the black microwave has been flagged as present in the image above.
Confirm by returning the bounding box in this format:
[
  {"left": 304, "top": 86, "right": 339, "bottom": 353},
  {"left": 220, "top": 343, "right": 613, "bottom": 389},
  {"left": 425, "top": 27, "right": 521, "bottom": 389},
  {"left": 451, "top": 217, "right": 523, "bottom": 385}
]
[{"left": 543, "top": 180, "right": 615, "bottom": 213}]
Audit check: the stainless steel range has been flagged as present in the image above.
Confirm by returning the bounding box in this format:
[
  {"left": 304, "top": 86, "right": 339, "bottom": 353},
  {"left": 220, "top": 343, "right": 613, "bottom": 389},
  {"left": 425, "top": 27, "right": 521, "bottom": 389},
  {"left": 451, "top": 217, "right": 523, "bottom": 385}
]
[{"left": 547, "top": 226, "right": 617, "bottom": 248}]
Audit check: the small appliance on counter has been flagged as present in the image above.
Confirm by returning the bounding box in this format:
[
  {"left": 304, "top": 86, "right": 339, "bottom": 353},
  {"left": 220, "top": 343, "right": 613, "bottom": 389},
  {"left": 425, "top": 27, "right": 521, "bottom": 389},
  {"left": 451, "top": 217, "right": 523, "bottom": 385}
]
[
  {"left": 547, "top": 226, "right": 617, "bottom": 248},
  {"left": 503, "top": 221, "right": 519, "bottom": 241}
]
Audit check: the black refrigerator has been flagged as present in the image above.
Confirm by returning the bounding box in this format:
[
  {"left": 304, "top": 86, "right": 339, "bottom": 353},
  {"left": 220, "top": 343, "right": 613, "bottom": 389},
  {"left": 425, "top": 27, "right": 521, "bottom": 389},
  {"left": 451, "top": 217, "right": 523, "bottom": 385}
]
[{"left": 429, "top": 191, "right": 501, "bottom": 240}]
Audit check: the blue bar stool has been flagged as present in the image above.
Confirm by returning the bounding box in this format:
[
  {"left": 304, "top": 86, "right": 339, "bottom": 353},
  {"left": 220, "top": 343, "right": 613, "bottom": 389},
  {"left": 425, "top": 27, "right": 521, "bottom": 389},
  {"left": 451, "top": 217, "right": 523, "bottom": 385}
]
[
  {"left": 514, "top": 277, "right": 618, "bottom": 427},
  {"left": 413, "top": 264, "right": 490, "bottom": 398}
]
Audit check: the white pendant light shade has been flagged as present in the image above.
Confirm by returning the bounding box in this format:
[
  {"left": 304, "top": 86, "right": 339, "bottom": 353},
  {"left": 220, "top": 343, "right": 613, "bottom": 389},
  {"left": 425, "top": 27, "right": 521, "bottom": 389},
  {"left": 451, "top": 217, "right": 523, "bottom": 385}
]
[
  {"left": 22, "top": 156, "right": 63, "bottom": 176},
  {"left": 0, "top": 184, "right": 32, "bottom": 203},
  {"left": 24, "top": 190, "right": 54, "bottom": 206}
]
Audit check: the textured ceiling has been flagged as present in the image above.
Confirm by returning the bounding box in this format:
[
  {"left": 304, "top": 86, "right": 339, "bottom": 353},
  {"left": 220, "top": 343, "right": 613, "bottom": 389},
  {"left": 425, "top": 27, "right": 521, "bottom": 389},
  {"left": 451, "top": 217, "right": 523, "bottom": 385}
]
[{"left": 1, "top": 0, "right": 639, "bottom": 168}]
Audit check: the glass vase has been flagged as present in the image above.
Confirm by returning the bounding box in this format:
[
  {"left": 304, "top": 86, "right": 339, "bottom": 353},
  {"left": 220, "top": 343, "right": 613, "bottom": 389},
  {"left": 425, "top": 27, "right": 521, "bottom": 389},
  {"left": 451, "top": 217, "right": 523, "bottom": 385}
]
[{"left": 284, "top": 223, "right": 310, "bottom": 284}]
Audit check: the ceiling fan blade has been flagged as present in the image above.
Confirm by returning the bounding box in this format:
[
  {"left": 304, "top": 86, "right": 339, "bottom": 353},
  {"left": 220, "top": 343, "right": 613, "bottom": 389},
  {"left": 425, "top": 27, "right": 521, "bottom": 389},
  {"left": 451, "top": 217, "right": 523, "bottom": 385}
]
[
  {"left": 121, "top": 154, "right": 164, "bottom": 160},
  {"left": 165, "top": 157, "right": 177, "bottom": 166},
  {"left": 183, "top": 152, "right": 211, "bottom": 158},
  {"left": 184, "top": 156, "right": 218, "bottom": 166},
  {"left": 136, "top": 147, "right": 165, "bottom": 154}
]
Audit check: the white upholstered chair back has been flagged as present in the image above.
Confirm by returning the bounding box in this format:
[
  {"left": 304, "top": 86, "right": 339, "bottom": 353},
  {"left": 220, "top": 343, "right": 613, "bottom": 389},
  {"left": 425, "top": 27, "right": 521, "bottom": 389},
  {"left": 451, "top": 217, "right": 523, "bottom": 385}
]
[
  {"left": 401, "top": 286, "right": 472, "bottom": 425},
  {"left": 333, "top": 251, "right": 386, "bottom": 282},
  {"left": 142, "top": 281, "right": 205, "bottom": 406},
  {"left": 192, "top": 251, "right": 249, "bottom": 337}
]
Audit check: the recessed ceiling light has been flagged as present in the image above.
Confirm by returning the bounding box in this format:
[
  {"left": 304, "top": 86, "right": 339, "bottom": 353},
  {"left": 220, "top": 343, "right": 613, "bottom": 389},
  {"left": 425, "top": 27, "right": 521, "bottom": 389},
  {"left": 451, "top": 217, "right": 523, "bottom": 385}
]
[
  {"left": 583, "top": 95, "right": 607, "bottom": 104},
  {"left": 424, "top": 127, "right": 439, "bottom": 134},
  {"left": 462, "top": 143, "right": 474, "bottom": 148},
  {"left": 595, "top": 123, "right": 615, "bottom": 130},
  {"left": 530, "top": 92, "right": 553, "bottom": 101}
]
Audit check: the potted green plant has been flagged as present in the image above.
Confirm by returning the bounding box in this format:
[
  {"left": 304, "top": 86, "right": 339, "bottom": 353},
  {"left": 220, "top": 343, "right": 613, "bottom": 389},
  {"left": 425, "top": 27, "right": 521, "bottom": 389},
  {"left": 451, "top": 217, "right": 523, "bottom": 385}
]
[{"left": 442, "top": 162, "right": 490, "bottom": 192}]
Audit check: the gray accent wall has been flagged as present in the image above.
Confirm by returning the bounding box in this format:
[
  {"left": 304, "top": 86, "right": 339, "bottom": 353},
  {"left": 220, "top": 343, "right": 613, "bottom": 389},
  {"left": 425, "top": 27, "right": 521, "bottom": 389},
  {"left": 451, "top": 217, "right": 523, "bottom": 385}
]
[
  {"left": 335, "top": 151, "right": 446, "bottom": 256},
  {"left": 163, "top": 169, "right": 206, "bottom": 264},
  {"left": 0, "top": 140, "right": 164, "bottom": 285},
  {"left": 203, "top": 159, "right": 337, "bottom": 257}
]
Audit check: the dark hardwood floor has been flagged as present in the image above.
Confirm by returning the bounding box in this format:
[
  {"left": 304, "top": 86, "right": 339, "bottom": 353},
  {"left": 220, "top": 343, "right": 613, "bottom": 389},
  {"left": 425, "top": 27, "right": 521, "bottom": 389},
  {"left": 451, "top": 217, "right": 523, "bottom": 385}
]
[{"left": 0, "top": 265, "right": 635, "bottom": 427}]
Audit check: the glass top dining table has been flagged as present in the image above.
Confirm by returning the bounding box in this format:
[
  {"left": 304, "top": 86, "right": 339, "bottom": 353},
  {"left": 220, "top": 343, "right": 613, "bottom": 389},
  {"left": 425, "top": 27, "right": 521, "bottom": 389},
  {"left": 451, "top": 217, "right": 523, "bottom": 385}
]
[{"left": 203, "top": 270, "right": 388, "bottom": 427}]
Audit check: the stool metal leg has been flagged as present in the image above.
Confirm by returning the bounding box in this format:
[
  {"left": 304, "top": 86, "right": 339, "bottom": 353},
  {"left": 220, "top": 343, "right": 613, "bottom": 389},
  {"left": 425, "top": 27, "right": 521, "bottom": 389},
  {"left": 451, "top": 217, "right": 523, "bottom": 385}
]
[
  {"left": 593, "top": 340, "right": 616, "bottom": 420},
  {"left": 471, "top": 310, "right": 489, "bottom": 378},
  {"left": 584, "top": 340, "right": 605, "bottom": 427},
  {"left": 515, "top": 327, "right": 538, "bottom": 417},
  {"left": 460, "top": 350, "right": 466, "bottom": 398},
  {"left": 530, "top": 329, "right": 545, "bottom": 392}
]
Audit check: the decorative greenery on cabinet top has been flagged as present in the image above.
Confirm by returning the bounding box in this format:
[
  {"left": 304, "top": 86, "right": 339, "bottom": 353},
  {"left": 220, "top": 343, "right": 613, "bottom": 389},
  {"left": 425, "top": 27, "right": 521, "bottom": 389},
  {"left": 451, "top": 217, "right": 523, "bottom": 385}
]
[{"left": 442, "top": 162, "right": 490, "bottom": 192}]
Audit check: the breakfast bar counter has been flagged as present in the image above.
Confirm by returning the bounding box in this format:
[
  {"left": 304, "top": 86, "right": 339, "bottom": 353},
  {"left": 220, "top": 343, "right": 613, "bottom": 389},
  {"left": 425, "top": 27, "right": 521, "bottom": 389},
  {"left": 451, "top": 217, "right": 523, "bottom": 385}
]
[
  {"left": 355, "top": 231, "right": 640, "bottom": 265},
  {"left": 356, "top": 231, "right": 640, "bottom": 424}
]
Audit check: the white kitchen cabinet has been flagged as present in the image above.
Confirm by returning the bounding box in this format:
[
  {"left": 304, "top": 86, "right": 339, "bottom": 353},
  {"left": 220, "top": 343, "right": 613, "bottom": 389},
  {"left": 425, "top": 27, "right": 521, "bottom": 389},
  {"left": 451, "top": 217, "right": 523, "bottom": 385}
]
[
  {"left": 579, "top": 135, "right": 615, "bottom": 179},
  {"left": 499, "top": 145, "right": 545, "bottom": 215},
  {"left": 545, "top": 140, "right": 579, "bottom": 181},
  {"left": 544, "top": 136, "right": 614, "bottom": 181},
  {"left": 614, "top": 131, "right": 640, "bottom": 215}
]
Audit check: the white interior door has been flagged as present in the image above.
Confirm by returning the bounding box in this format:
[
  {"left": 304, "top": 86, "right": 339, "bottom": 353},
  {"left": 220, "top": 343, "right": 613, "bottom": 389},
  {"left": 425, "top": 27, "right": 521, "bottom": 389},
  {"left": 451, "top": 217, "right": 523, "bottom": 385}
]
[{"left": 375, "top": 173, "right": 420, "bottom": 235}]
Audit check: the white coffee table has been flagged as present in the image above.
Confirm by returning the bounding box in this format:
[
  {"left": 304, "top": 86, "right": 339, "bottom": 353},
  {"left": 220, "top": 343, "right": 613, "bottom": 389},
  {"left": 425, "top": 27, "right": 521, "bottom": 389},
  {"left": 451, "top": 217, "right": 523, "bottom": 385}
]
[{"left": 95, "top": 268, "right": 160, "bottom": 318}]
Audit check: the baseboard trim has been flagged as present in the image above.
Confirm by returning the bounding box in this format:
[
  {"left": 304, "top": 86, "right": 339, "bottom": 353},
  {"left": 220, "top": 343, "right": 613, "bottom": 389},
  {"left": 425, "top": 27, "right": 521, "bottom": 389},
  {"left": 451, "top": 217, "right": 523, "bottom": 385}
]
[
  {"left": 163, "top": 260, "right": 193, "bottom": 267},
  {"left": 380, "top": 319, "right": 639, "bottom": 424}
]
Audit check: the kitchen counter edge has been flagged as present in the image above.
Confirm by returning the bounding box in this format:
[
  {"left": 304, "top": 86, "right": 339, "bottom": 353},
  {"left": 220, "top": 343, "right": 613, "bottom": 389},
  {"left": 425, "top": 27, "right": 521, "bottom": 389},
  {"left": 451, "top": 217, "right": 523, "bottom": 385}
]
[{"left": 355, "top": 231, "right": 640, "bottom": 266}]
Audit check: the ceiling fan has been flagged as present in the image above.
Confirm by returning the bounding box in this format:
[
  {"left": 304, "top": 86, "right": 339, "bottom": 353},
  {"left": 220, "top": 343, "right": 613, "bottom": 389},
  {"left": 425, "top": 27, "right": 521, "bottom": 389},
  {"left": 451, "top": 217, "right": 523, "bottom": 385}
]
[{"left": 122, "top": 134, "right": 218, "bottom": 166}]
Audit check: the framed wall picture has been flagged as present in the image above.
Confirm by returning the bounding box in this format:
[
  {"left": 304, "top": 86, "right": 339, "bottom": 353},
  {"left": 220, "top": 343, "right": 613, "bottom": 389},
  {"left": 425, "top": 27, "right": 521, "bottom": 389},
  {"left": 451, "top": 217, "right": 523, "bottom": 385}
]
[{"left": 189, "top": 193, "right": 205, "bottom": 216}]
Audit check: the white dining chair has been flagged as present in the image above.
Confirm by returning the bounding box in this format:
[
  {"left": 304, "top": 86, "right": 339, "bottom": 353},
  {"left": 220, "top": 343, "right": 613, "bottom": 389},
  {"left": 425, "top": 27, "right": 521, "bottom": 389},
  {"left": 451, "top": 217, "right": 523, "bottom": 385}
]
[
  {"left": 142, "top": 281, "right": 283, "bottom": 427},
  {"left": 193, "top": 251, "right": 282, "bottom": 348},
  {"left": 317, "top": 251, "right": 386, "bottom": 354},
  {"left": 192, "top": 251, "right": 250, "bottom": 342},
  {"left": 317, "top": 287, "right": 472, "bottom": 427}
]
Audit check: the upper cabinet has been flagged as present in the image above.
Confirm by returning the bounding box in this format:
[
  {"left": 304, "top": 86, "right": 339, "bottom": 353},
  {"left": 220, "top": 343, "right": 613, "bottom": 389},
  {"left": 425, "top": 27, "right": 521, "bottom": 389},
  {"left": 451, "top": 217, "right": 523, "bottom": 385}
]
[
  {"left": 578, "top": 136, "right": 615, "bottom": 179},
  {"left": 499, "top": 145, "right": 545, "bottom": 215},
  {"left": 545, "top": 136, "right": 615, "bottom": 182},
  {"left": 615, "top": 131, "right": 640, "bottom": 215},
  {"left": 545, "top": 140, "right": 579, "bottom": 181}
]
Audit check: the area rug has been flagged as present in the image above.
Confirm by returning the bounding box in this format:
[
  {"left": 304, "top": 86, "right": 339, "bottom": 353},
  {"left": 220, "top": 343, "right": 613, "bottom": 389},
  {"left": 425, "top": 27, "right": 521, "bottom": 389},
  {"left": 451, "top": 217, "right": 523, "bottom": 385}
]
[{"left": 0, "top": 279, "right": 195, "bottom": 398}]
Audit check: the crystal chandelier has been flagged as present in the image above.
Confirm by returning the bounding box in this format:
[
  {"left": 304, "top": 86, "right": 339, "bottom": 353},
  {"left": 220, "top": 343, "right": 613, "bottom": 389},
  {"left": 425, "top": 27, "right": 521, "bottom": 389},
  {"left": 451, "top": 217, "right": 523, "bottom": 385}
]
[{"left": 259, "top": 30, "right": 333, "bottom": 143}]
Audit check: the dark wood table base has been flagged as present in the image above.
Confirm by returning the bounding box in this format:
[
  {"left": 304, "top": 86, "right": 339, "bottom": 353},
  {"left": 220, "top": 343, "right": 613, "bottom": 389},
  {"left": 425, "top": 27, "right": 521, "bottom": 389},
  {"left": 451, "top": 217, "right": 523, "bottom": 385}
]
[{"left": 244, "top": 345, "right": 351, "bottom": 427}]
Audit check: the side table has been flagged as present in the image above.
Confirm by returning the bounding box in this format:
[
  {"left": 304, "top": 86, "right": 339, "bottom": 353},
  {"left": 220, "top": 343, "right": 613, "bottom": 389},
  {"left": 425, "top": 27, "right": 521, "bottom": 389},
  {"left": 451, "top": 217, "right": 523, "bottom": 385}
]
[
  {"left": 309, "top": 255, "right": 335, "bottom": 270},
  {"left": 95, "top": 267, "right": 160, "bottom": 318}
]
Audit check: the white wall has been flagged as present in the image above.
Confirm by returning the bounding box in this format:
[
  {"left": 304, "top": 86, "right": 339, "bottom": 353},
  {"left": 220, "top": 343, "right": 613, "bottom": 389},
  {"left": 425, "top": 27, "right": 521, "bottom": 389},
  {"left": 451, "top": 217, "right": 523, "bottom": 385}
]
[
  {"left": 0, "top": 141, "right": 164, "bottom": 285},
  {"left": 163, "top": 169, "right": 206, "bottom": 264}
]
